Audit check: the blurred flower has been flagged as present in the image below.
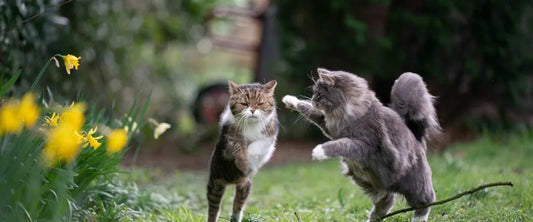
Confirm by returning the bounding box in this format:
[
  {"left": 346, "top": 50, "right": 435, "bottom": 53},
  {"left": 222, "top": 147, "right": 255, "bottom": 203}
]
[
  {"left": 45, "top": 112, "right": 60, "bottom": 127},
  {"left": 41, "top": 102, "right": 86, "bottom": 166},
  {"left": 107, "top": 129, "right": 128, "bottom": 154},
  {"left": 61, "top": 54, "right": 81, "bottom": 75},
  {"left": 61, "top": 103, "right": 86, "bottom": 129},
  {"left": 123, "top": 117, "right": 138, "bottom": 133},
  {"left": 74, "top": 131, "right": 86, "bottom": 144},
  {"left": 0, "top": 101, "right": 22, "bottom": 135},
  {"left": 154, "top": 123, "right": 171, "bottom": 139},
  {"left": 84, "top": 126, "right": 103, "bottom": 149},
  {"left": 42, "top": 124, "right": 82, "bottom": 165},
  {"left": 19, "top": 93, "right": 40, "bottom": 127},
  {"left": 0, "top": 93, "right": 40, "bottom": 135},
  {"left": 149, "top": 118, "right": 171, "bottom": 139}
]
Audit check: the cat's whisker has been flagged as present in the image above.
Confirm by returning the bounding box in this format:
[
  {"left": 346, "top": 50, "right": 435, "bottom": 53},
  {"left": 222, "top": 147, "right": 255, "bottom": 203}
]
[
  {"left": 208, "top": 81, "right": 279, "bottom": 222},
  {"left": 275, "top": 118, "right": 286, "bottom": 131},
  {"left": 288, "top": 69, "right": 439, "bottom": 222},
  {"left": 306, "top": 70, "right": 317, "bottom": 83},
  {"left": 301, "top": 96, "right": 312, "bottom": 101},
  {"left": 292, "top": 114, "right": 307, "bottom": 125},
  {"left": 304, "top": 85, "right": 314, "bottom": 95}
]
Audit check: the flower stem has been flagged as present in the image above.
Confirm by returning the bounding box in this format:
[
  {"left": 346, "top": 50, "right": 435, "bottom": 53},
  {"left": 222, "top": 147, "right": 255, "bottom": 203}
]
[{"left": 30, "top": 55, "right": 61, "bottom": 91}]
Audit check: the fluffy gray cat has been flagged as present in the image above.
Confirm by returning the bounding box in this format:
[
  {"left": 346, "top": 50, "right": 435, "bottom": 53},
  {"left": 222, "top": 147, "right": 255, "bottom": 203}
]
[{"left": 282, "top": 68, "right": 440, "bottom": 222}]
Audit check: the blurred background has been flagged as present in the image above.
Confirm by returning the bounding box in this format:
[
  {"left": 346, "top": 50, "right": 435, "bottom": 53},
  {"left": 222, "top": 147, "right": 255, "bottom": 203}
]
[{"left": 2, "top": 0, "right": 533, "bottom": 169}]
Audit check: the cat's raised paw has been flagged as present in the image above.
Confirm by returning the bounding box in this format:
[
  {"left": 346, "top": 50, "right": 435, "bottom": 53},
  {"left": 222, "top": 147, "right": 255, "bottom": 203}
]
[
  {"left": 282, "top": 95, "right": 299, "bottom": 110},
  {"left": 312, "top": 145, "right": 328, "bottom": 160}
]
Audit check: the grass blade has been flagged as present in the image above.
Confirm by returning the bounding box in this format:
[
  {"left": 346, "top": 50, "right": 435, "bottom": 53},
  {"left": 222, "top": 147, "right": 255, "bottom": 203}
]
[
  {"left": 337, "top": 187, "right": 344, "bottom": 208},
  {"left": 0, "top": 69, "right": 22, "bottom": 97},
  {"left": 30, "top": 59, "right": 52, "bottom": 91}
]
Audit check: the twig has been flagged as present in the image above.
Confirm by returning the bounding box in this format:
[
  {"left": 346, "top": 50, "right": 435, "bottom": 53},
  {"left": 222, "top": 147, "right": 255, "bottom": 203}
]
[
  {"left": 380, "top": 181, "right": 513, "bottom": 220},
  {"left": 294, "top": 212, "right": 301, "bottom": 222},
  {"left": 6, "top": 0, "right": 74, "bottom": 32}
]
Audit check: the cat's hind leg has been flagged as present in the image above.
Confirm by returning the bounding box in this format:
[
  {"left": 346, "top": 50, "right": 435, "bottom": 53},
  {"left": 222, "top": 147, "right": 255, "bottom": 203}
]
[
  {"left": 207, "top": 180, "right": 226, "bottom": 222},
  {"left": 367, "top": 191, "right": 396, "bottom": 222},
  {"left": 412, "top": 208, "right": 430, "bottom": 222},
  {"left": 404, "top": 185, "right": 435, "bottom": 222},
  {"left": 231, "top": 179, "right": 252, "bottom": 222}
]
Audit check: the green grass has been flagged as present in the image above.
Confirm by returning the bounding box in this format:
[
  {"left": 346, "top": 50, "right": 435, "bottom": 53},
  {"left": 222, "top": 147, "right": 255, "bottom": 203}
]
[{"left": 117, "top": 133, "right": 533, "bottom": 221}]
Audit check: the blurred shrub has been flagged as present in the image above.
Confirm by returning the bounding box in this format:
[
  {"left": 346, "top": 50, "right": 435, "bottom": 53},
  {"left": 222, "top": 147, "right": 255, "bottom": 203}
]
[
  {"left": 0, "top": 54, "right": 144, "bottom": 221},
  {"left": 1, "top": 0, "right": 254, "bottom": 146},
  {"left": 274, "top": 0, "right": 533, "bottom": 136}
]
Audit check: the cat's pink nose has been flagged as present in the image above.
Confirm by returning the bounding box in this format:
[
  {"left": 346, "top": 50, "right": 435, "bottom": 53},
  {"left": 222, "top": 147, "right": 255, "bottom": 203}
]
[{"left": 250, "top": 109, "right": 256, "bottom": 114}]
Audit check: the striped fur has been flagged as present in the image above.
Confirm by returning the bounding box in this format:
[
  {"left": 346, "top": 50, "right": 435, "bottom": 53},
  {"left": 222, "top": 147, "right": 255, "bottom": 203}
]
[{"left": 207, "top": 80, "right": 278, "bottom": 222}]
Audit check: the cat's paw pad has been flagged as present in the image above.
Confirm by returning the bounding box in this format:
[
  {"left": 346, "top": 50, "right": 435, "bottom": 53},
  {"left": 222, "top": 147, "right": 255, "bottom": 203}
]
[
  {"left": 282, "top": 95, "right": 299, "bottom": 109},
  {"left": 312, "top": 145, "right": 328, "bottom": 160}
]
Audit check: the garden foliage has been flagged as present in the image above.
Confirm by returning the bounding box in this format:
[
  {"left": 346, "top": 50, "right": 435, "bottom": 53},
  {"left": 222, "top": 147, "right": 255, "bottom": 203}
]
[
  {"left": 0, "top": 55, "right": 144, "bottom": 221},
  {"left": 275, "top": 0, "right": 533, "bottom": 133}
]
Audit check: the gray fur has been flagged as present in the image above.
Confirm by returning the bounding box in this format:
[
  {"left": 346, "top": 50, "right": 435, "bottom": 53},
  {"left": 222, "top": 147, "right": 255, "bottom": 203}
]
[
  {"left": 390, "top": 72, "right": 441, "bottom": 141},
  {"left": 283, "top": 68, "right": 439, "bottom": 222}
]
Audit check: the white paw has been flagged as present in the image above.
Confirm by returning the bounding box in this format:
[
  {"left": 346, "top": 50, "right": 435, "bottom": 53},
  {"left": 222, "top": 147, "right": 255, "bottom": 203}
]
[
  {"left": 282, "top": 95, "right": 299, "bottom": 110},
  {"left": 312, "top": 145, "right": 328, "bottom": 160},
  {"left": 411, "top": 214, "right": 429, "bottom": 222}
]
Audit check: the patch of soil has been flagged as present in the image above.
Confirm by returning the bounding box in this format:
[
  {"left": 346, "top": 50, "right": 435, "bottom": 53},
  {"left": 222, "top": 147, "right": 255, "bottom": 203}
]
[{"left": 122, "top": 140, "right": 319, "bottom": 170}]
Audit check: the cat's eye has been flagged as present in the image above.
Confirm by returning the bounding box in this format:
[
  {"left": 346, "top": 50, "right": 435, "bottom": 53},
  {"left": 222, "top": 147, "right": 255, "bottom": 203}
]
[
  {"left": 240, "top": 102, "right": 248, "bottom": 106},
  {"left": 257, "top": 102, "right": 264, "bottom": 106}
]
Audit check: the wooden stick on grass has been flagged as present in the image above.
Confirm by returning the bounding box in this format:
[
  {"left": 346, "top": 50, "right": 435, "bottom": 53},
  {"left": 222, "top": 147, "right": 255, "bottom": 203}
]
[
  {"left": 380, "top": 181, "right": 514, "bottom": 221},
  {"left": 294, "top": 212, "right": 301, "bottom": 222}
]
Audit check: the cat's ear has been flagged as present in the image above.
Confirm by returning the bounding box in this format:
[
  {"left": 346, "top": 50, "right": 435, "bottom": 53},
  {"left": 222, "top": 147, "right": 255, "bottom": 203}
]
[
  {"left": 263, "top": 80, "right": 277, "bottom": 94},
  {"left": 228, "top": 81, "right": 241, "bottom": 95},
  {"left": 318, "top": 68, "right": 335, "bottom": 86},
  {"left": 317, "top": 68, "right": 332, "bottom": 75}
]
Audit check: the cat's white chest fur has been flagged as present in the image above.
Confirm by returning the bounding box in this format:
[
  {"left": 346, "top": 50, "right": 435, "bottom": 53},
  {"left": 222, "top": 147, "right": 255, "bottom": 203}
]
[
  {"left": 243, "top": 121, "right": 276, "bottom": 173},
  {"left": 220, "top": 107, "right": 276, "bottom": 173},
  {"left": 247, "top": 138, "right": 275, "bottom": 173}
]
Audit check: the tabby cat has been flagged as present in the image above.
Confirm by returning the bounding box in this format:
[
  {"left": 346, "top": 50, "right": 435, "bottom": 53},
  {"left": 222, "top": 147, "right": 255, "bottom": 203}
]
[
  {"left": 283, "top": 68, "right": 440, "bottom": 222},
  {"left": 207, "top": 80, "right": 278, "bottom": 222}
]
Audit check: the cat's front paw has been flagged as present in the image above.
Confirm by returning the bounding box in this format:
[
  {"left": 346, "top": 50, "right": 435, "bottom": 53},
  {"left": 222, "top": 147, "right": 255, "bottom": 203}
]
[
  {"left": 312, "top": 145, "right": 329, "bottom": 160},
  {"left": 282, "top": 95, "right": 299, "bottom": 110}
]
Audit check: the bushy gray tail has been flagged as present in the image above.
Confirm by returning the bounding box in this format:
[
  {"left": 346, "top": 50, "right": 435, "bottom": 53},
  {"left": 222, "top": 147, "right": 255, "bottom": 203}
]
[{"left": 390, "top": 72, "right": 441, "bottom": 141}]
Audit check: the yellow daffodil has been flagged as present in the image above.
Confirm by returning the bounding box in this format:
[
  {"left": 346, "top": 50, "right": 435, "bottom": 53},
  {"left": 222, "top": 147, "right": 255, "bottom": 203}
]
[
  {"left": 0, "top": 101, "right": 22, "bottom": 135},
  {"left": 149, "top": 118, "right": 171, "bottom": 139},
  {"left": 19, "top": 93, "right": 40, "bottom": 127},
  {"left": 74, "top": 131, "right": 86, "bottom": 144},
  {"left": 41, "top": 102, "right": 86, "bottom": 166},
  {"left": 45, "top": 112, "right": 60, "bottom": 127},
  {"left": 61, "top": 103, "right": 86, "bottom": 130},
  {"left": 42, "top": 124, "right": 82, "bottom": 164},
  {"left": 107, "top": 129, "right": 127, "bottom": 154},
  {"left": 61, "top": 54, "right": 81, "bottom": 75},
  {"left": 0, "top": 92, "right": 40, "bottom": 135},
  {"left": 84, "top": 126, "right": 103, "bottom": 149}
]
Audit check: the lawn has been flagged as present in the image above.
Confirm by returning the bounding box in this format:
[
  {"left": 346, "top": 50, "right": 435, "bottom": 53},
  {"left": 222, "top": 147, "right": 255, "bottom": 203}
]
[{"left": 114, "top": 133, "right": 533, "bottom": 221}]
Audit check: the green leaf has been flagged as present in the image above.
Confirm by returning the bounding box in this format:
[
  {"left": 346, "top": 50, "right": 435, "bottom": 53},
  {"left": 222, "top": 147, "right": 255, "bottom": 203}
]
[
  {"left": 0, "top": 69, "right": 22, "bottom": 97},
  {"left": 30, "top": 59, "right": 52, "bottom": 91}
]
